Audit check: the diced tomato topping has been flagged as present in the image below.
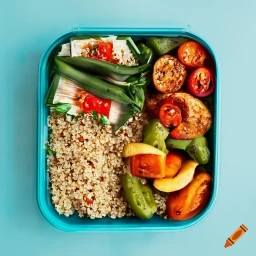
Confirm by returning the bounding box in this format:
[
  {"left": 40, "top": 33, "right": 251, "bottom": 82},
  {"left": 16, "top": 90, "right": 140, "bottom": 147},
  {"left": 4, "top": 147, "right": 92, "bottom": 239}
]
[
  {"left": 97, "top": 42, "right": 113, "bottom": 62},
  {"left": 81, "top": 92, "right": 111, "bottom": 117}
]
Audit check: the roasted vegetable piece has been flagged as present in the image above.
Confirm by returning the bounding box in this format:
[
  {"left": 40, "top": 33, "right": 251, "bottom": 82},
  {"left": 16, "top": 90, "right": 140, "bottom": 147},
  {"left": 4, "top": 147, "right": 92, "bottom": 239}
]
[
  {"left": 122, "top": 172, "right": 156, "bottom": 219},
  {"left": 187, "top": 67, "right": 215, "bottom": 97},
  {"left": 178, "top": 41, "right": 208, "bottom": 68},
  {"left": 130, "top": 154, "right": 166, "bottom": 179},
  {"left": 167, "top": 171, "right": 212, "bottom": 220},
  {"left": 168, "top": 93, "right": 212, "bottom": 140},
  {"left": 165, "top": 137, "right": 192, "bottom": 150},
  {"left": 146, "top": 92, "right": 212, "bottom": 139},
  {"left": 153, "top": 159, "right": 198, "bottom": 192},
  {"left": 56, "top": 56, "right": 150, "bottom": 82},
  {"left": 143, "top": 119, "right": 169, "bottom": 154},
  {"left": 146, "top": 92, "right": 212, "bottom": 140},
  {"left": 153, "top": 55, "right": 186, "bottom": 93},
  {"left": 165, "top": 151, "right": 184, "bottom": 178},
  {"left": 146, "top": 37, "right": 188, "bottom": 56},
  {"left": 145, "top": 92, "right": 171, "bottom": 117},
  {"left": 186, "top": 136, "right": 210, "bottom": 164}
]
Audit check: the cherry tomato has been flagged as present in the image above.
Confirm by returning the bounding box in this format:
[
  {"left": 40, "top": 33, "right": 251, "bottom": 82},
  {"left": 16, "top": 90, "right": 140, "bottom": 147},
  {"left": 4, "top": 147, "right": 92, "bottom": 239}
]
[
  {"left": 187, "top": 67, "right": 215, "bottom": 97},
  {"left": 159, "top": 99, "right": 182, "bottom": 128},
  {"left": 97, "top": 41, "right": 113, "bottom": 62},
  {"left": 178, "top": 41, "right": 207, "bottom": 68},
  {"left": 130, "top": 154, "right": 166, "bottom": 179},
  {"left": 81, "top": 92, "right": 111, "bottom": 117}
]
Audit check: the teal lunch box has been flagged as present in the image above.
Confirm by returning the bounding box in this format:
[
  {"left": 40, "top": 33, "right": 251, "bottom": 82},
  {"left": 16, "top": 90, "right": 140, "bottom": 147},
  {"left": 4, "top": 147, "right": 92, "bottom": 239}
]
[{"left": 37, "top": 27, "right": 220, "bottom": 232}]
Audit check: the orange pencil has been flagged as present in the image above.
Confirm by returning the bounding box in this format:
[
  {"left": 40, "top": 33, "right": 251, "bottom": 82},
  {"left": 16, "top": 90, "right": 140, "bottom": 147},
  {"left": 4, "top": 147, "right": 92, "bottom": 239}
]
[{"left": 224, "top": 224, "right": 248, "bottom": 248}]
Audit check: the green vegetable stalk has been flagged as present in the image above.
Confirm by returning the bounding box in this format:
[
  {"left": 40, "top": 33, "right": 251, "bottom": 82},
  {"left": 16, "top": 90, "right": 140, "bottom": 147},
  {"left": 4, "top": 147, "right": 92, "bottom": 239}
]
[
  {"left": 99, "top": 70, "right": 152, "bottom": 88},
  {"left": 53, "top": 57, "right": 145, "bottom": 111},
  {"left": 56, "top": 56, "right": 150, "bottom": 82},
  {"left": 122, "top": 173, "right": 156, "bottom": 219},
  {"left": 136, "top": 43, "right": 154, "bottom": 64}
]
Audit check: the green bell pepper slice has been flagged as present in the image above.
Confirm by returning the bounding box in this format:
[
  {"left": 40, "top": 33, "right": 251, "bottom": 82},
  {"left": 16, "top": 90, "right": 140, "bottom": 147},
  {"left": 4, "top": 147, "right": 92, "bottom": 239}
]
[
  {"left": 122, "top": 173, "right": 156, "bottom": 219},
  {"left": 146, "top": 37, "right": 189, "bottom": 56},
  {"left": 186, "top": 136, "right": 210, "bottom": 164},
  {"left": 143, "top": 119, "right": 169, "bottom": 154}
]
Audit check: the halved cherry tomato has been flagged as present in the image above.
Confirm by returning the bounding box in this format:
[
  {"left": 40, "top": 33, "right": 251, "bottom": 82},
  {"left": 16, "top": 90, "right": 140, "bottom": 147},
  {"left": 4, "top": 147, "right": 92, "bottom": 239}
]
[
  {"left": 159, "top": 99, "right": 182, "bottom": 128},
  {"left": 178, "top": 41, "right": 207, "bottom": 68},
  {"left": 130, "top": 154, "right": 165, "bottom": 179},
  {"left": 97, "top": 41, "right": 113, "bottom": 62},
  {"left": 81, "top": 92, "right": 111, "bottom": 117},
  {"left": 187, "top": 67, "right": 215, "bottom": 97}
]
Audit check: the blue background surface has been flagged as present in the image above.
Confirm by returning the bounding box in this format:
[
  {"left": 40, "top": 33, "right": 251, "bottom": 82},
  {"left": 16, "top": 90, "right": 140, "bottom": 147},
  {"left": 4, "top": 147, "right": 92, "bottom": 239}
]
[{"left": 1, "top": 0, "right": 255, "bottom": 255}]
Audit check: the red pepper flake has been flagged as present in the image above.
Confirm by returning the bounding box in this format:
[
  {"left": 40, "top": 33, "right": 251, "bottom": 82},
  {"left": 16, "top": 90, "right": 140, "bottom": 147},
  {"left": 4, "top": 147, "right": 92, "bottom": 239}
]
[
  {"left": 87, "top": 160, "right": 95, "bottom": 169},
  {"left": 53, "top": 157, "right": 59, "bottom": 165},
  {"left": 78, "top": 135, "right": 84, "bottom": 142},
  {"left": 83, "top": 195, "right": 93, "bottom": 205},
  {"left": 98, "top": 176, "right": 104, "bottom": 182}
]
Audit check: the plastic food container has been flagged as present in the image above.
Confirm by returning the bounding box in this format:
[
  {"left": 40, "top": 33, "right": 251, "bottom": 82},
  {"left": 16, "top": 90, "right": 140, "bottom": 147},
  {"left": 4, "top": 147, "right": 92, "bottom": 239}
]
[{"left": 37, "top": 27, "right": 220, "bottom": 232}]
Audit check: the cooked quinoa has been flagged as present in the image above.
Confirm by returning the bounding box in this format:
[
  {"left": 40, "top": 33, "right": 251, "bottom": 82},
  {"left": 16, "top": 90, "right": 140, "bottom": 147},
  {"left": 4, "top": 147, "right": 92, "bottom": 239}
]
[{"left": 47, "top": 111, "right": 168, "bottom": 219}]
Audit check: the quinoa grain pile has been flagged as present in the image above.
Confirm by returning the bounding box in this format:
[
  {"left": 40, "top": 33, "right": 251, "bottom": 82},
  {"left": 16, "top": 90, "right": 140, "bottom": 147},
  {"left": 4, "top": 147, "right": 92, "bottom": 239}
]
[{"left": 47, "top": 111, "right": 167, "bottom": 219}]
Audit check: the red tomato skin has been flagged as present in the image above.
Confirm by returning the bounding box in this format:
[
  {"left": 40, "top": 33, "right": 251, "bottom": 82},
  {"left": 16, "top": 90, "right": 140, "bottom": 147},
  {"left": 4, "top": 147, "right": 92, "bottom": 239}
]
[
  {"left": 81, "top": 92, "right": 111, "bottom": 117},
  {"left": 178, "top": 41, "right": 208, "bottom": 68},
  {"left": 187, "top": 67, "right": 215, "bottom": 97},
  {"left": 159, "top": 99, "right": 182, "bottom": 127},
  {"left": 97, "top": 42, "right": 113, "bottom": 62}
]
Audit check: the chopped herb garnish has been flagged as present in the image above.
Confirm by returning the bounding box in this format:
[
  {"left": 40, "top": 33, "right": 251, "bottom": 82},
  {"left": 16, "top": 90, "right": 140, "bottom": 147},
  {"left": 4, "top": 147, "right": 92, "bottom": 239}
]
[
  {"left": 91, "top": 111, "right": 98, "bottom": 121},
  {"left": 100, "top": 114, "right": 110, "bottom": 126},
  {"left": 91, "top": 111, "right": 110, "bottom": 126},
  {"left": 53, "top": 103, "right": 71, "bottom": 114},
  {"left": 45, "top": 144, "right": 56, "bottom": 156}
]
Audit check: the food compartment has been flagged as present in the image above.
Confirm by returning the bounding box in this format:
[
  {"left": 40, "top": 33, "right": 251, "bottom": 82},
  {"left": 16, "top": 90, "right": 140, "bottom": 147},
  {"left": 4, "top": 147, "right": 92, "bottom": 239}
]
[{"left": 37, "top": 28, "right": 220, "bottom": 231}]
